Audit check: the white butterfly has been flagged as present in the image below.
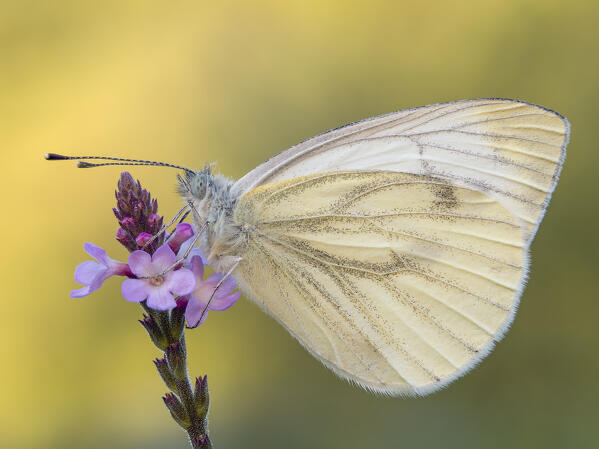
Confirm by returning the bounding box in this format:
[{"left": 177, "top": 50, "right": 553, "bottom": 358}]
[
  {"left": 182, "top": 98, "right": 569, "bottom": 396},
  {"left": 52, "top": 98, "right": 570, "bottom": 396}
]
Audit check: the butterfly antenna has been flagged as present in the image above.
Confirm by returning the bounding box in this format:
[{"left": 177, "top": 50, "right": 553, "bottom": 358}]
[{"left": 44, "top": 153, "right": 195, "bottom": 175}]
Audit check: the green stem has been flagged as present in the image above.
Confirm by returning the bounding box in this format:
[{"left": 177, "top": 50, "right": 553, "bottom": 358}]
[
  {"left": 141, "top": 303, "right": 212, "bottom": 448},
  {"left": 175, "top": 334, "right": 209, "bottom": 448}
]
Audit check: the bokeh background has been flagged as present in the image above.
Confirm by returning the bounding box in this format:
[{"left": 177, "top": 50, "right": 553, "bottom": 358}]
[{"left": 2, "top": 1, "right": 598, "bottom": 448}]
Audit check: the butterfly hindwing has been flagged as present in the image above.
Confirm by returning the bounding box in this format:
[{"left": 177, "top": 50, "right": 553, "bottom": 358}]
[{"left": 232, "top": 170, "right": 526, "bottom": 395}]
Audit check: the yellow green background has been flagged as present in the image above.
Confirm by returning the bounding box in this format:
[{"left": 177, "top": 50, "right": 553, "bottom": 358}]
[{"left": 2, "top": 1, "right": 598, "bottom": 448}]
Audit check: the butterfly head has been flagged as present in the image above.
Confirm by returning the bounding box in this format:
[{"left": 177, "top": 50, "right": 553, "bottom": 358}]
[
  {"left": 181, "top": 163, "right": 213, "bottom": 201},
  {"left": 178, "top": 163, "right": 235, "bottom": 221},
  {"left": 178, "top": 163, "right": 241, "bottom": 273}
]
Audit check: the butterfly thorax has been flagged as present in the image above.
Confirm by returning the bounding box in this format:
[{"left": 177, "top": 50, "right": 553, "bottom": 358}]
[{"left": 178, "top": 168, "right": 246, "bottom": 273}]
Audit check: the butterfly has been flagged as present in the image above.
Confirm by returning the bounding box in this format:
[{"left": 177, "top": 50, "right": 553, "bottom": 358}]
[{"left": 49, "top": 98, "right": 570, "bottom": 396}]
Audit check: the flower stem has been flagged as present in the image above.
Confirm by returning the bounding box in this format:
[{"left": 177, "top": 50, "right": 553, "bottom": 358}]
[
  {"left": 174, "top": 340, "right": 210, "bottom": 448},
  {"left": 141, "top": 302, "right": 212, "bottom": 448}
]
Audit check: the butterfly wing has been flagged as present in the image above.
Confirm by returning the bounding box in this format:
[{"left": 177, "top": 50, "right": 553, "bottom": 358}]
[
  {"left": 232, "top": 170, "right": 526, "bottom": 395},
  {"left": 232, "top": 98, "right": 569, "bottom": 244}
]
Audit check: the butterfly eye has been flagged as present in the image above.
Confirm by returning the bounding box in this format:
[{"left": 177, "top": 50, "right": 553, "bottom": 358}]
[{"left": 190, "top": 174, "right": 207, "bottom": 200}]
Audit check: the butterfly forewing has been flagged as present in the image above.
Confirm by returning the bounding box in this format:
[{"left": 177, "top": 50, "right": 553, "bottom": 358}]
[
  {"left": 232, "top": 171, "right": 526, "bottom": 395},
  {"left": 232, "top": 99, "right": 569, "bottom": 244}
]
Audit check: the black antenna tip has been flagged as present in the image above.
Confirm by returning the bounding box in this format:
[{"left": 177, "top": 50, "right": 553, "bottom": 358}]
[
  {"left": 77, "top": 161, "right": 95, "bottom": 168},
  {"left": 45, "top": 153, "right": 70, "bottom": 160}
]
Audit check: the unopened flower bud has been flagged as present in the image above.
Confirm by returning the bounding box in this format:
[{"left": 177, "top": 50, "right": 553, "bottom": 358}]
[
  {"left": 120, "top": 216, "right": 137, "bottom": 235},
  {"left": 166, "top": 341, "right": 187, "bottom": 380},
  {"left": 141, "top": 190, "right": 151, "bottom": 212},
  {"left": 162, "top": 392, "right": 190, "bottom": 429},
  {"left": 116, "top": 227, "right": 136, "bottom": 252},
  {"left": 136, "top": 232, "right": 153, "bottom": 249},
  {"left": 118, "top": 171, "right": 136, "bottom": 195},
  {"left": 168, "top": 223, "right": 194, "bottom": 254},
  {"left": 194, "top": 375, "right": 210, "bottom": 417},
  {"left": 139, "top": 314, "right": 168, "bottom": 350},
  {"left": 117, "top": 197, "right": 130, "bottom": 215},
  {"left": 147, "top": 213, "right": 162, "bottom": 235},
  {"left": 170, "top": 298, "right": 187, "bottom": 341},
  {"left": 154, "top": 357, "right": 177, "bottom": 392},
  {"left": 112, "top": 206, "right": 123, "bottom": 221},
  {"left": 115, "top": 227, "right": 128, "bottom": 243},
  {"left": 192, "top": 434, "right": 212, "bottom": 449},
  {"left": 136, "top": 203, "right": 146, "bottom": 224}
]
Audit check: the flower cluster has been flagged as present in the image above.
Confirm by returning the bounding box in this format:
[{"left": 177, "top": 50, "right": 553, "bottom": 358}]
[
  {"left": 66, "top": 172, "right": 226, "bottom": 449},
  {"left": 70, "top": 172, "right": 240, "bottom": 328}
]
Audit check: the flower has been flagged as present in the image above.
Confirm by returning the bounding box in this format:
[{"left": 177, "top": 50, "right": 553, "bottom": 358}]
[
  {"left": 176, "top": 231, "right": 206, "bottom": 265},
  {"left": 167, "top": 222, "right": 194, "bottom": 254},
  {"left": 121, "top": 244, "right": 196, "bottom": 311},
  {"left": 135, "top": 232, "right": 153, "bottom": 249},
  {"left": 70, "top": 243, "right": 132, "bottom": 298},
  {"left": 183, "top": 256, "right": 241, "bottom": 327}
]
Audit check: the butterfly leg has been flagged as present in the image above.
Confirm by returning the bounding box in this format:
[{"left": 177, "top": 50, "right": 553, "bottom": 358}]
[
  {"left": 191, "top": 258, "right": 242, "bottom": 328},
  {"left": 137, "top": 221, "right": 210, "bottom": 281},
  {"left": 141, "top": 202, "right": 192, "bottom": 251}
]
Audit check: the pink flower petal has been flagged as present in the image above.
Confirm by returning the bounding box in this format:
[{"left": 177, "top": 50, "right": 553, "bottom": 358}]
[
  {"left": 192, "top": 283, "right": 216, "bottom": 303},
  {"left": 189, "top": 256, "right": 205, "bottom": 281},
  {"left": 177, "top": 238, "right": 206, "bottom": 263},
  {"left": 147, "top": 287, "right": 176, "bottom": 311},
  {"left": 74, "top": 260, "right": 104, "bottom": 285},
  {"left": 168, "top": 223, "right": 194, "bottom": 253},
  {"left": 202, "top": 273, "right": 221, "bottom": 288},
  {"left": 70, "top": 285, "right": 91, "bottom": 298},
  {"left": 209, "top": 290, "right": 241, "bottom": 311},
  {"left": 203, "top": 274, "right": 237, "bottom": 298},
  {"left": 152, "top": 244, "right": 177, "bottom": 272},
  {"left": 88, "top": 271, "right": 110, "bottom": 293},
  {"left": 168, "top": 269, "right": 196, "bottom": 296},
  {"left": 176, "top": 222, "right": 193, "bottom": 236},
  {"left": 185, "top": 297, "right": 209, "bottom": 327},
  {"left": 216, "top": 275, "right": 237, "bottom": 297},
  {"left": 109, "top": 261, "right": 133, "bottom": 277},
  {"left": 128, "top": 251, "right": 152, "bottom": 277},
  {"left": 121, "top": 279, "right": 149, "bottom": 302},
  {"left": 135, "top": 232, "right": 153, "bottom": 249},
  {"left": 84, "top": 242, "right": 110, "bottom": 266}
]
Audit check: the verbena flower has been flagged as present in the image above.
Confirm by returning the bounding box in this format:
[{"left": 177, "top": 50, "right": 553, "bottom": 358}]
[
  {"left": 135, "top": 232, "right": 154, "bottom": 248},
  {"left": 177, "top": 233, "right": 206, "bottom": 265},
  {"left": 121, "top": 244, "right": 196, "bottom": 311},
  {"left": 65, "top": 171, "right": 225, "bottom": 448},
  {"left": 168, "top": 223, "right": 194, "bottom": 254},
  {"left": 183, "top": 256, "right": 241, "bottom": 327},
  {"left": 70, "top": 243, "right": 131, "bottom": 298},
  {"left": 70, "top": 172, "right": 240, "bottom": 323}
]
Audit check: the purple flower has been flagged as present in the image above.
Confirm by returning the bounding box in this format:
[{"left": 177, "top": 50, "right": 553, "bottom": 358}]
[
  {"left": 70, "top": 243, "right": 132, "bottom": 298},
  {"left": 168, "top": 223, "right": 194, "bottom": 254},
  {"left": 184, "top": 256, "right": 241, "bottom": 327},
  {"left": 121, "top": 244, "right": 196, "bottom": 311},
  {"left": 176, "top": 229, "right": 206, "bottom": 266},
  {"left": 135, "top": 232, "right": 153, "bottom": 249}
]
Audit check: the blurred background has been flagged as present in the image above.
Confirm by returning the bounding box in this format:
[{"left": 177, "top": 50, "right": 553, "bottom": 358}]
[{"left": 2, "top": 1, "right": 598, "bottom": 448}]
